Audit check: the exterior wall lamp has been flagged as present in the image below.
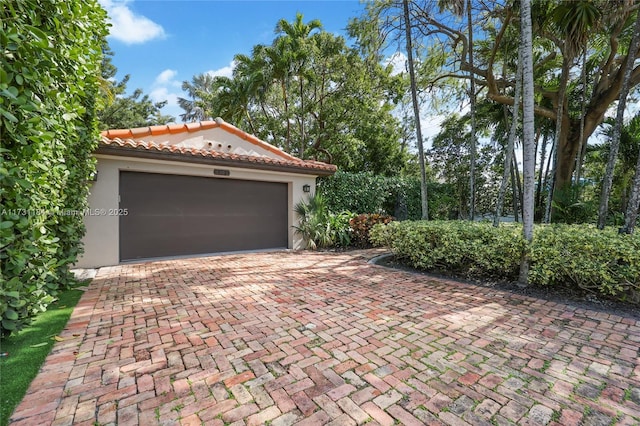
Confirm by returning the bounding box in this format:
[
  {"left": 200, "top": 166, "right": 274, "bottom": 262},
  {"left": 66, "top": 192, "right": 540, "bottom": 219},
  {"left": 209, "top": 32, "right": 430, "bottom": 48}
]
[{"left": 302, "top": 184, "right": 311, "bottom": 193}]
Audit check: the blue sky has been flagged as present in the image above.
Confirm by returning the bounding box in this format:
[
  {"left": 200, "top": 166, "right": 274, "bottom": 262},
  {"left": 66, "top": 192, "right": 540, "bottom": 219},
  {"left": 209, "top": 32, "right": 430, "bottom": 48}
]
[{"left": 100, "top": 0, "right": 369, "bottom": 120}]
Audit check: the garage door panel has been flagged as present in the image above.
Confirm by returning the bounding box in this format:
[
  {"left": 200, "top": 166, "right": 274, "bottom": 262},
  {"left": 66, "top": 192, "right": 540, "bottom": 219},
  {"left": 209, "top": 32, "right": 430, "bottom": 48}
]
[{"left": 119, "top": 172, "right": 288, "bottom": 261}]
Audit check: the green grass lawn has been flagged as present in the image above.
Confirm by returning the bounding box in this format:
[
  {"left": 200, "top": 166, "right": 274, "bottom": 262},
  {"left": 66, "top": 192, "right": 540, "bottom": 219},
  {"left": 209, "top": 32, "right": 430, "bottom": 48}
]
[{"left": 0, "top": 284, "right": 86, "bottom": 426}]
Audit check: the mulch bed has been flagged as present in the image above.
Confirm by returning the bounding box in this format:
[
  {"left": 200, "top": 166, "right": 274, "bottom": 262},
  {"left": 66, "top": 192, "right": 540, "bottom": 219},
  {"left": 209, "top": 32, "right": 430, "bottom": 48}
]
[{"left": 374, "top": 254, "right": 640, "bottom": 320}]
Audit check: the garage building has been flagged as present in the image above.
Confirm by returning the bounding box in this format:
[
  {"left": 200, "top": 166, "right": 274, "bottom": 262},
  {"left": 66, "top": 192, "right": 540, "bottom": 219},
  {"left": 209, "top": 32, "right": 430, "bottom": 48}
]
[{"left": 77, "top": 119, "right": 336, "bottom": 268}]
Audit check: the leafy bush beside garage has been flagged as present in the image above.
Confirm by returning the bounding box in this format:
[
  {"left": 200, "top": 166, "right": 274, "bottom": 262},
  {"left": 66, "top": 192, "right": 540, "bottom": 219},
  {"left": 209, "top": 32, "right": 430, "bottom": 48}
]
[
  {"left": 317, "top": 171, "right": 457, "bottom": 220},
  {"left": 0, "top": 1, "right": 107, "bottom": 335},
  {"left": 370, "top": 221, "right": 640, "bottom": 304}
]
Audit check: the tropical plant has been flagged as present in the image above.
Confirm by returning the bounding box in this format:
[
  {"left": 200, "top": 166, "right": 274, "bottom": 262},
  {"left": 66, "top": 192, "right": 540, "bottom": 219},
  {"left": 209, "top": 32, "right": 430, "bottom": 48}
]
[
  {"left": 293, "top": 194, "right": 355, "bottom": 250},
  {"left": 178, "top": 73, "right": 216, "bottom": 122},
  {"left": 349, "top": 213, "right": 394, "bottom": 248},
  {"left": 180, "top": 14, "right": 409, "bottom": 175},
  {"left": 494, "top": 45, "right": 522, "bottom": 227}
]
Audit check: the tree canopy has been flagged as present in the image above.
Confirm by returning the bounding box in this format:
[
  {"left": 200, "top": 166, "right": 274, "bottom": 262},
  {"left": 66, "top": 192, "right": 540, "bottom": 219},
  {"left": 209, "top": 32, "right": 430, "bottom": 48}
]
[
  {"left": 98, "top": 46, "right": 174, "bottom": 130},
  {"left": 351, "top": 0, "right": 640, "bottom": 224},
  {"left": 179, "top": 13, "right": 410, "bottom": 176}
]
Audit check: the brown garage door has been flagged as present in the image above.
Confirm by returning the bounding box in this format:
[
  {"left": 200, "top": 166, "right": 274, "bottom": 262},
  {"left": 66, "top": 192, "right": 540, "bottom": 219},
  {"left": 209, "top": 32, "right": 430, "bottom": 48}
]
[{"left": 119, "top": 171, "right": 288, "bottom": 261}]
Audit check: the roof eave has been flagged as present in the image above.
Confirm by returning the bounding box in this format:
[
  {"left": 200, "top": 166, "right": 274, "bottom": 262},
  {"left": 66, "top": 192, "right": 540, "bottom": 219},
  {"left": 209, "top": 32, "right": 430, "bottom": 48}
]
[{"left": 95, "top": 146, "right": 337, "bottom": 177}]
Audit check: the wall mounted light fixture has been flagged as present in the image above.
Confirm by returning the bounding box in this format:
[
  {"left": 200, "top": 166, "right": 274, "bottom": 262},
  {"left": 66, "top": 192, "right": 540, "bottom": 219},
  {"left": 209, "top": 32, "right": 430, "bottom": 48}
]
[{"left": 303, "top": 184, "right": 311, "bottom": 193}]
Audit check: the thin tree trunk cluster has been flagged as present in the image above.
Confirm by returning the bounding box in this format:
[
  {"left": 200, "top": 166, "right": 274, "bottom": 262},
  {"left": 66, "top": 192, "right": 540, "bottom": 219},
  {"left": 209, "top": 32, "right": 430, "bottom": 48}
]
[
  {"left": 403, "top": 0, "right": 429, "bottom": 220},
  {"left": 597, "top": 9, "right": 640, "bottom": 230}
]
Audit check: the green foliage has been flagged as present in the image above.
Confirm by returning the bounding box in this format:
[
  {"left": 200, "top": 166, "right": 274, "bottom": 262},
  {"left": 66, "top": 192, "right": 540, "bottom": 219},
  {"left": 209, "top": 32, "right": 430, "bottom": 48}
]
[
  {"left": 180, "top": 15, "right": 408, "bottom": 174},
  {"left": 317, "top": 172, "right": 389, "bottom": 215},
  {"left": 317, "top": 171, "right": 456, "bottom": 220},
  {"left": 529, "top": 225, "right": 640, "bottom": 302},
  {"left": 0, "top": 0, "right": 107, "bottom": 335},
  {"left": 428, "top": 110, "right": 513, "bottom": 218},
  {"left": 371, "top": 221, "right": 524, "bottom": 279},
  {"left": 349, "top": 213, "right": 394, "bottom": 248},
  {"left": 583, "top": 116, "right": 640, "bottom": 223},
  {"left": 550, "top": 184, "right": 597, "bottom": 224},
  {"left": 98, "top": 46, "right": 174, "bottom": 130},
  {"left": 293, "top": 194, "right": 355, "bottom": 249},
  {"left": 371, "top": 221, "right": 640, "bottom": 304}
]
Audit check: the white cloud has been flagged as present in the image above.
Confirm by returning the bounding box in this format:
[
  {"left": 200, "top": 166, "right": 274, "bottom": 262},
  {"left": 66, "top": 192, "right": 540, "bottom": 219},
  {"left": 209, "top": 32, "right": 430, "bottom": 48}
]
[
  {"left": 155, "top": 69, "right": 178, "bottom": 86},
  {"left": 150, "top": 87, "right": 178, "bottom": 107},
  {"left": 205, "top": 61, "right": 236, "bottom": 79},
  {"left": 100, "top": 0, "right": 165, "bottom": 45},
  {"left": 384, "top": 51, "right": 407, "bottom": 76},
  {"left": 149, "top": 70, "right": 182, "bottom": 120}
]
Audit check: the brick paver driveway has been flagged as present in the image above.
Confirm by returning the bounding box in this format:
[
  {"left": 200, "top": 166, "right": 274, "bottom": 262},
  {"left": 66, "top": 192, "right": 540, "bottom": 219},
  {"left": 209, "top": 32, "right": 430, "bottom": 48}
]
[{"left": 10, "top": 250, "right": 640, "bottom": 426}]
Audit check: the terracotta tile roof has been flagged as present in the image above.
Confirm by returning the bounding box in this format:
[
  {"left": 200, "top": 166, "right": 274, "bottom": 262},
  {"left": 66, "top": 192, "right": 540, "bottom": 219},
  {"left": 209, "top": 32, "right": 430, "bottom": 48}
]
[
  {"left": 100, "top": 119, "right": 302, "bottom": 163},
  {"left": 97, "top": 120, "right": 337, "bottom": 176}
]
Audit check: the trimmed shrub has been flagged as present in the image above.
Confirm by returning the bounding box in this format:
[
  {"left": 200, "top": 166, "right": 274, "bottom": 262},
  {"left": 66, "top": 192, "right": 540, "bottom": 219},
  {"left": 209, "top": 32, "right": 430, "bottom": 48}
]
[
  {"left": 529, "top": 225, "right": 640, "bottom": 301},
  {"left": 1, "top": 1, "right": 107, "bottom": 335},
  {"left": 371, "top": 221, "right": 524, "bottom": 279},
  {"left": 317, "top": 171, "right": 457, "bottom": 220},
  {"left": 317, "top": 172, "right": 389, "bottom": 215},
  {"left": 371, "top": 221, "right": 640, "bottom": 304},
  {"left": 349, "top": 213, "right": 394, "bottom": 248}
]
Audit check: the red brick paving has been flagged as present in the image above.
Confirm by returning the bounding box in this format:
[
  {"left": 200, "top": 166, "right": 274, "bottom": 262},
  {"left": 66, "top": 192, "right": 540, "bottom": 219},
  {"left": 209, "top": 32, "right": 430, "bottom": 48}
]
[{"left": 9, "top": 250, "right": 640, "bottom": 425}]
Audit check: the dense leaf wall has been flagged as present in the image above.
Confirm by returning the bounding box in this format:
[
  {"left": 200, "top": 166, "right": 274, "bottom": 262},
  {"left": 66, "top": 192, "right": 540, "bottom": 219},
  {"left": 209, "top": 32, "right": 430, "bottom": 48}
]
[{"left": 1, "top": 0, "right": 108, "bottom": 334}]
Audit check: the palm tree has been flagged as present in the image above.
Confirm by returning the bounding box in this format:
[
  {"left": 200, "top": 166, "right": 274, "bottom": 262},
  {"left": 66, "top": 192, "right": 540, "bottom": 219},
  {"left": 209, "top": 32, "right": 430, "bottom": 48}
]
[
  {"left": 519, "top": 0, "right": 535, "bottom": 285},
  {"left": 494, "top": 44, "right": 522, "bottom": 227},
  {"left": 275, "top": 13, "right": 322, "bottom": 157},
  {"left": 260, "top": 13, "right": 323, "bottom": 157},
  {"left": 207, "top": 76, "right": 257, "bottom": 134},
  {"left": 597, "top": 9, "right": 640, "bottom": 229},
  {"left": 178, "top": 73, "right": 216, "bottom": 122},
  {"left": 622, "top": 147, "right": 640, "bottom": 234},
  {"left": 544, "top": 0, "right": 599, "bottom": 223},
  {"left": 403, "top": 0, "right": 428, "bottom": 220},
  {"left": 466, "top": 0, "right": 477, "bottom": 221}
]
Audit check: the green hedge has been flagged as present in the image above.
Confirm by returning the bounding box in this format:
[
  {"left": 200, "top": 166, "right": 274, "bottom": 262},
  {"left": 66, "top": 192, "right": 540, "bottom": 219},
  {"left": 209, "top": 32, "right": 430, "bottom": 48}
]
[
  {"left": 370, "top": 221, "right": 640, "bottom": 304},
  {"left": 317, "top": 171, "right": 457, "bottom": 220},
  {"left": 1, "top": 1, "right": 107, "bottom": 335}
]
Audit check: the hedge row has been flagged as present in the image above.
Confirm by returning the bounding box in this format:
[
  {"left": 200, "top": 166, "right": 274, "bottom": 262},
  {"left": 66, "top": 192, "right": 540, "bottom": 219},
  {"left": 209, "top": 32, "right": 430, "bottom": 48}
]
[
  {"left": 316, "top": 171, "right": 457, "bottom": 220},
  {"left": 1, "top": 1, "right": 107, "bottom": 335},
  {"left": 370, "top": 221, "right": 640, "bottom": 304}
]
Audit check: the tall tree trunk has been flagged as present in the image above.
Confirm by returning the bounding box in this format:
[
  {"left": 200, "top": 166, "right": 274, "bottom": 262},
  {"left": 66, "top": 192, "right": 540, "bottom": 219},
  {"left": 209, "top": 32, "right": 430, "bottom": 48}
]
[
  {"left": 598, "top": 11, "right": 640, "bottom": 229},
  {"left": 494, "top": 46, "right": 522, "bottom": 227},
  {"left": 299, "top": 74, "right": 305, "bottom": 158},
  {"left": 513, "top": 153, "right": 523, "bottom": 222},
  {"left": 545, "top": 57, "right": 571, "bottom": 223},
  {"left": 403, "top": 0, "right": 429, "bottom": 220},
  {"left": 467, "top": 0, "right": 476, "bottom": 221},
  {"left": 574, "top": 46, "right": 589, "bottom": 188},
  {"left": 535, "top": 134, "right": 549, "bottom": 219},
  {"left": 511, "top": 164, "right": 519, "bottom": 222},
  {"left": 519, "top": 0, "right": 535, "bottom": 285},
  {"left": 281, "top": 81, "right": 291, "bottom": 154},
  {"left": 621, "top": 151, "right": 640, "bottom": 234}
]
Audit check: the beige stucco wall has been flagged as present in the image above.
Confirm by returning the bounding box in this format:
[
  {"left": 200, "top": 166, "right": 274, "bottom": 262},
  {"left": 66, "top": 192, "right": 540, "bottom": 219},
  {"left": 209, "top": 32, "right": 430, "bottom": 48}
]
[{"left": 76, "top": 154, "right": 317, "bottom": 268}]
